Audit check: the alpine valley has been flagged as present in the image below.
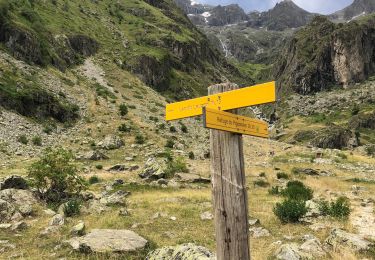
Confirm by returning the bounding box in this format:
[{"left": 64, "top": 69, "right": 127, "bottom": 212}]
[{"left": 0, "top": 0, "right": 374, "bottom": 259}]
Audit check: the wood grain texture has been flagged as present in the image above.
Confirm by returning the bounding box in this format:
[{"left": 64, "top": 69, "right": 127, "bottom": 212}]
[{"left": 209, "top": 83, "right": 250, "bottom": 260}]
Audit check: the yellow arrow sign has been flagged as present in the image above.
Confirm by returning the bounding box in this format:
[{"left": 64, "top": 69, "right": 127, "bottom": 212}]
[
  {"left": 165, "top": 81, "right": 276, "bottom": 121},
  {"left": 203, "top": 107, "right": 269, "bottom": 138}
]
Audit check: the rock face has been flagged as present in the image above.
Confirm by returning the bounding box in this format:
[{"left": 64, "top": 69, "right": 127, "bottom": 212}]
[
  {"left": 147, "top": 243, "right": 215, "bottom": 260},
  {"left": 330, "top": 0, "right": 375, "bottom": 21},
  {"left": 311, "top": 125, "right": 358, "bottom": 149},
  {"left": 67, "top": 229, "right": 148, "bottom": 253},
  {"left": 275, "top": 15, "right": 375, "bottom": 95},
  {"left": 139, "top": 158, "right": 166, "bottom": 181},
  {"left": 207, "top": 4, "right": 248, "bottom": 26},
  {"left": 83, "top": 150, "right": 109, "bottom": 161},
  {"left": 0, "top": 176, "right": 28, "bottom": 190},
  {"left": 248, "top": 0, "right": 315, "bottom": 31},
  {"left": 325, "top": 228, "right": 373, "bottom": 251}
]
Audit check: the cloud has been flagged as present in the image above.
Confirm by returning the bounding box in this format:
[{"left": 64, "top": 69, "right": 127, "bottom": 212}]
[{"left": 197, "top": 0, "right": 354, "bottom": 14}]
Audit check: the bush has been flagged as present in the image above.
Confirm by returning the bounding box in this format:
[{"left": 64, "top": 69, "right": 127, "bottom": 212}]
[
  {"left": 277, "top": 172, "right": 289, "bottom": 179},
  {"left": 351, "top": 104, "right": 360, "bottom": 116},
  {"left": 18, "top": 135, "right": 28, "bottom": 145},
  {"left": 165, "top": 157, "right": 188, "bottom": 178},
  {"left": 274, "top": 199, "right": 308, "bottom": 223},
  {"left": 254, "top": 179, "right": 269, "bottom": 187},
  {"left": 165, "top": 139, "right": 175, "bottom": 148},
  {"left": 118, "top": 123, "right": 131, "bottom": 132},
  {"left": 119, "top": 104, "right": 128, "bottom": 116},
  {"left": 268, "top": 186, "right": 281, "bottom": 195},
  {"left": 366, "top": 145, "right": 375, "bottom": 157},
  {"left": 95, "top": 164, "right": 103, "bottom": 170},
  {"left": 281, "top": 181, "right": 313, "bottom": 201},
  {"left": 319, "top": 197, "right": 351, "bottom": 219},
  {"left": 28, "top": 148, "right": 86, "bottom": 203},
  {"left": 259, "top": 172, "right": 266, "bottom": 177},
  {"left": 63, "top": 199, "right": 81, "bottom": 217},
  {"left": 135, "top": 134, "right": 145, "bottom": 144},
  {"left": 180, "top": 124, "right": 188, "bottom": 133},
  {"left": 32, "top": 136, "right": 42, "bottom": 146},
  {"left": 169, "top": 126, "right": 177, "bottom": 133},
  {"left": 88, "top": 175, "right": 100, "bottom": 184},
  {"left": 188, "top": 151, "right": 195, "bottom": 160}
]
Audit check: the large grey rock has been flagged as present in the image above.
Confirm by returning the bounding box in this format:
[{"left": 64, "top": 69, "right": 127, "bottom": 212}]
[
  {"left": 325, "top": 228, "right": 373, "bottom": 251},
  {"left": 249, "top": 227, "right": 270, "bottom": 238},
  {"left": 0, "top": 176, "right": 28, "bottom": 190},
  {"left": 87, "top": 200, "right": 110, "bottom": 214},
  {"left": 274, "top": 243, "right": 302, "bottom": 260},
  {"left": 0, "top": 189, "right": 37, "bottom": 223},
  {"left": 200, "top": 211, "right": 213, "bottom": 221},
  {"left": 174, "top": 173, "right": 211, "bottom": 184},
  {"left": 49, "top": 214, "right": 65, "bottom": 226},
  {"left": 99, "top": 135, "right": 124, "bottom": 150},
  {"left": 71, "top": 221, "right": 85, "bottom": 236},
  {"left": 305, "top": 200, "right": 321, "bottom": 217},
  {"left": 139, "top": 159, "right": 165, "bottom": 180},
  {"left": 147, "top": 243, "right": 215, "bottom": 260},
  {"left": 66, "top": 229, "right": 147, "bottom": 253},
  {"left": 84, "top": 150, "right": 108, "bottom": 161},
  {"left": 300, "top": 237, "right": 326, "bottom": 258},
  {"left": 99, "top": 190, "right": 129, "bottom": 206}
]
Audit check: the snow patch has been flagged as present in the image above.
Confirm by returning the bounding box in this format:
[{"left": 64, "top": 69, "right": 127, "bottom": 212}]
[
  {"left": 202, "top": 12, "right": 211, "bottom": 18},
  {"left": 190, "top": 0, "right": 199, "bottom": 6}
]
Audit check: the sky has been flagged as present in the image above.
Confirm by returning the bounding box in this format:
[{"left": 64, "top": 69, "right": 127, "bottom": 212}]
[{"left": 197, "top": 0, "right": 354, "bottom": 14}]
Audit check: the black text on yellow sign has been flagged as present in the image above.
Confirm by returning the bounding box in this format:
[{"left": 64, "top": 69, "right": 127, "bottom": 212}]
[{"left": 202, "top": 107, "right": 269, "bottom": 138}]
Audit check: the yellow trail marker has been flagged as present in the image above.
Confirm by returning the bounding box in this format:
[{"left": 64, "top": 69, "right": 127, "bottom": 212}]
[
  {"left": 203, "top": 107, "right": 269, "bottom": 138},
  {"left": 165, "top": 81, "right": 276, "bottom": 121}
]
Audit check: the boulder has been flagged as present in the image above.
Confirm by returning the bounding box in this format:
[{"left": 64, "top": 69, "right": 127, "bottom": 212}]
[
  {"left": 87, "top": 200, "right": 110, "bottom": 214},
  {"left": 11, "top": 221, "right": 27, "bottom": 231},
  {"left": 84, "top": 150, "right": 109, "bottom": 161},
  {"left": 0, "top": 189, "right": 37, "bottom": 223},
  {"left": 66, "top": 229, "right": 147, "bottom": 253},
  {"left": 249, "top": 227, "right": 270, "bottom": 238},
  {"left": 325, "top": 228, "right": 373, "bottom": 251},
  {"left": 147, "top": 243, "right": 215, "bottom": 260},
  {"left": 200, "top": 211, "right": 213, "bottom": 221},
  {"left": 139, "top": 159, "right": 165, "bottom": 181},
  {"left": 305, "top": 200, "right": 321, "bottom": 217},
  {"left": 99, "top": 190, "right": 129, "bottom": 206},
  {"left": 274, "top": 243, "right": 302, "bottom": 260},
  {"left": 300, "top": 237, "right": 326, "bottom": 258},
  {"left": 248, "top": 218, "right": 260, "bottom": 226},
  {"left": 99, "top": 135, "right": 124, "bottom": 150},
  {"left": 107, "top": 164, "right": 128, "bottom": 172},
  {"left": 174, "top": 173, "right": 211, "bottom": 184},
  {"left": 71, "top": 221, "right": 85, "bottom": 236},
  {"left": 49, "top": 214, "right": 65, "bottom": 226},
  {"left": 0, "top": 176, "right": 28, "bottom": 190}
]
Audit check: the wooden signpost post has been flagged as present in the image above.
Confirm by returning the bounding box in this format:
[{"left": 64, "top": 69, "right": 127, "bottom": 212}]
[{"left": 165, "top": 81, "right": 276, "bottom": 260}]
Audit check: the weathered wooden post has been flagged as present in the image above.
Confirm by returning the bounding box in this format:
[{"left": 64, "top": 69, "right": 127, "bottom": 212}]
[
  {"left": 165, "top": 81, "right": 275, "bottom": 260},
  {"left": 208, "top": 83, "right": 250, "bottom": 260}
]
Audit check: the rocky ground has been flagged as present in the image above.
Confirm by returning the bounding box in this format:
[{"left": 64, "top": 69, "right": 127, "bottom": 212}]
[{"left": 1, "top": 54, "right": 375, "bottom": 259}]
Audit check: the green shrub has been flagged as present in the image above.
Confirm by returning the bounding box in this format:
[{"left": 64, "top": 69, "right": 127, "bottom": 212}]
[
  {"left": 281, "top": 181, "right": 313, "bottom": 201},
  {"left": 351, "top": 104, "right": 360, "bottom": 116},
  {"left": 366, "top": 145, "right": 375, "bottom": 157},
  {"left": 88, "top": 175, "right": 100, "bottom": 184},
  {"left": 119, "top": 104, "right": 128, "bottom": 116},
  {"left": 18, "top": 135, "right": 28, "bottom": 145},
  {"left": 28, "top": 148, "right": 86, "bottom": 203},
  {"left": 95, "top": 164, "right": 103, "bottom": 170},
  {"left": 63, "top": 199, "right": 81, "bottom": 217},
  {"left": 254, "top": 179, "right": 269, "bottom": 187},
  {"left": 188, "top": 151, "right": 195, "bottom": 160},
  {"left": 259, "top": 172, "right": 266, "bottom": 177},
  {"left": 277, "top": 172, "right": 289, "bottom": 179},
  {"left": 165, "top": 139, "right": 175, "bottom": 148},
  {"left": 169, "top": 126, "right": 177, "bottom": 133},
  {"left": 180, "top": 124, "right": 188, "bottom": 133},
  {"left": 32, "top": 136, "right": 42, "bottom": 146},
  {"left": 118, "top": 123, "right": 131, "bottom": 132},
  {"left": 319, "top": 197, "right": 350, "bottom": 219},
  {"left": 135, "top": 134, "right": 145, "bottom": 144},
  {"left": 268, "top": 186, "right": 281, "bottom": 195},
  {"left": 165, "top": 157, "right": 188, "bottom": 178},
  {"left": 274, "top": 199, "right": 308, "bottom": 223}
]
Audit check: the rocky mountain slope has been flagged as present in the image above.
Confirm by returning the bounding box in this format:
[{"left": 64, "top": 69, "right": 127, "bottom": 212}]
[
  {"left": 275, "top": 15, "right": 375, "bottom": 95},
  {"left": 247, "top": 0, "right": 316, "bottom": 31},
  {"left": 330, "top": 0, "right": 375, "bottom": 22}
]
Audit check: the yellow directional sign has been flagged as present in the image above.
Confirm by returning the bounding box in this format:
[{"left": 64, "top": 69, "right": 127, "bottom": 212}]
[
  {"left": 165, "top": 81, "right": 276, "bottom": 121},
  {"left": 203, "top": 107, "right": 269, "bottom": 138}
]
